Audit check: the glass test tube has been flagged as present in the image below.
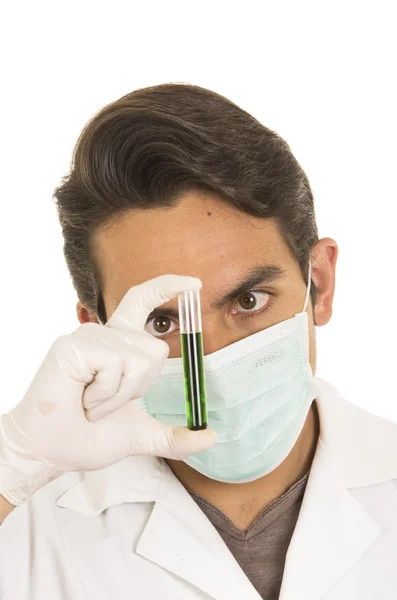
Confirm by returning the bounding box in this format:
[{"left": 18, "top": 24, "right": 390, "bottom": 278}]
[{"left": 177, "top": 289, "right": 208, "bottom": 430}]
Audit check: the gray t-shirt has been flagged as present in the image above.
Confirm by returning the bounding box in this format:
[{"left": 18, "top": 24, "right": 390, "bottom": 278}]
[{"left": 188, "top": 472, "right": 309, "bottom": 600}]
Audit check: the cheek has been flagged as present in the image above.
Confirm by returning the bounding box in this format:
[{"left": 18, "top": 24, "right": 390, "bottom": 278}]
[{"left": 167, "top": 338, "right": 183, "bottom": 359}]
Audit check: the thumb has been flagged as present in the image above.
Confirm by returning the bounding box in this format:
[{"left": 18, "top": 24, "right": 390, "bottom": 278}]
[{"left": 160, "top": 425, "right": 217, "bottom": 460}]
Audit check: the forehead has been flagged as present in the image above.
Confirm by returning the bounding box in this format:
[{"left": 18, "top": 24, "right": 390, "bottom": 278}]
[{"left": 94, "top": 192, "right": 294, "bottom": 301}]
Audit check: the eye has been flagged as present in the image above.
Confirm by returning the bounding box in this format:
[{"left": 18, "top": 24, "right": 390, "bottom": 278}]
[
  {"left": 144, "top": 316, "right": 178, "bottom": 338},
  {"left": 232, "top": 290, "right": 271, "bottom": 315},
  {"left": 144, "top": 290, "right": 273, "bottom": 339}
]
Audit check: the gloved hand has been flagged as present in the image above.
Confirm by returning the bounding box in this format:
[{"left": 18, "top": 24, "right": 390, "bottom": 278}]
[{"left": 0, "top": 274, "right": 216, "bottom": 507}]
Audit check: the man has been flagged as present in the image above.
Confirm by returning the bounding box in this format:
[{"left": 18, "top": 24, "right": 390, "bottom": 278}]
[{"left": 1, "top": 83, "right": 396, "bottom": 599}]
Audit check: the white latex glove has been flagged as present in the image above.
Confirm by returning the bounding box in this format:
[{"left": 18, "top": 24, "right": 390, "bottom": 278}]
[{"left": 0, "top": 274, "right": 216, "bottom": 507}]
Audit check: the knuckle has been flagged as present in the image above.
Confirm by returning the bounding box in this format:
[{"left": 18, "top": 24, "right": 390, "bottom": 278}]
[
  {"left": 156, "top": 338, "right": 170, "bottom": 360},
  {"left": 109, "top": 328, "right": 136, "bottom": 347},
  {"left": 126, "top": 354, "right": 151, "bottom": 380},
  {"left": 144, "top": 334, "right": 170, "bottom": 359}
]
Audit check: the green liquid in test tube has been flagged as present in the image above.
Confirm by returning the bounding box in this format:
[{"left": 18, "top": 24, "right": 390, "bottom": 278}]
[{"left": 177, "top": 289, "right": 208, "bottom": 430}]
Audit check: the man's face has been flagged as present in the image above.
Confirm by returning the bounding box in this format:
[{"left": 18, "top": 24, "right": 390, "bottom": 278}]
[{"left": 85, "top": 192, "right": 337, "bottom": 373}]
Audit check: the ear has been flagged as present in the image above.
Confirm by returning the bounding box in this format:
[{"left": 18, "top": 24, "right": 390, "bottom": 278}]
[
  {"left": 311, "top": 238, "right": 338, "bottom": 327},
  {"left": 76, "top": 301, "right": 100, "bottom": 325}
]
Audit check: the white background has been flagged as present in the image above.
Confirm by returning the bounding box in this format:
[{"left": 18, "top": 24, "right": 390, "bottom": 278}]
[{"left": 0, "top": 1, "right": 396, "bottom": 420}]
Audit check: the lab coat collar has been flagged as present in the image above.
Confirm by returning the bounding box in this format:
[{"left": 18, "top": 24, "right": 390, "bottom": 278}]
[
  {"left": 55, "top": 378, "right": 397, "bottom": 600},
  {"left": 55, "top": 453, "right": 164, "bottom": 514},
  {"left": 310, "top": 378, "right": 397, "bottom": 488}
]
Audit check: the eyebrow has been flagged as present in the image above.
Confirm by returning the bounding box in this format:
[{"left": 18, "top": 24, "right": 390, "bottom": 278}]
[{"left": 146, "top": 264, "right": 286, "bottom": 322}]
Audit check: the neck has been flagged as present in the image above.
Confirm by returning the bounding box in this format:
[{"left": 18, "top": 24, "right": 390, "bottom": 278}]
[{"left": 165, "top": 401, "right": 320, "bottom": 530}]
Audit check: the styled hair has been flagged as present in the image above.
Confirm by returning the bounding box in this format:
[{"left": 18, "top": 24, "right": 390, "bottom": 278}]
[{"left": 54, "top": 83, "right": 319, "bottom": 324}]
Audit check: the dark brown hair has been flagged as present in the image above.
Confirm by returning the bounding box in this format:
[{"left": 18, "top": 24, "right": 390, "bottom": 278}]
[{"left": 54, "top": 83, "right": 319, "bottom": 324}]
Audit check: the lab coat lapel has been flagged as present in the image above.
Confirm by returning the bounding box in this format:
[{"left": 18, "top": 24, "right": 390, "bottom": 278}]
[
  {"left": 135, "top": 460, "right": 262, "bottom": 600},
  {"left": 278, "top": 422, "right": 384, "bottom": 600},
  {"left": 57, "top": 456, "right": 261, "bottom": 600}
]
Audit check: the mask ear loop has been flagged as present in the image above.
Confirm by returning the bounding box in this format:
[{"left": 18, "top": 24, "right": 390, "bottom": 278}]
[{"left": 302, "top": 261, "right": 312, "bottom": 313}]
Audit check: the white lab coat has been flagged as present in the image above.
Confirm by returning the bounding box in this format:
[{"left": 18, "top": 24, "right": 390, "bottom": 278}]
[{"left": 1, "top": 377, "right": 397, "bottom": 599}]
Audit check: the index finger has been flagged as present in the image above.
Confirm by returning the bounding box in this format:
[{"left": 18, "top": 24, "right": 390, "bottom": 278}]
[{"left": 105, "top": 274, "right": 202, "bottom": 332}]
